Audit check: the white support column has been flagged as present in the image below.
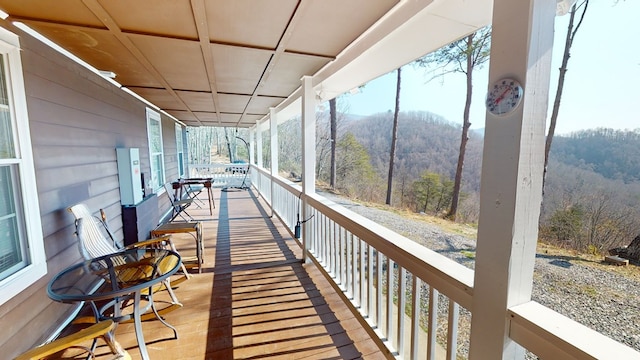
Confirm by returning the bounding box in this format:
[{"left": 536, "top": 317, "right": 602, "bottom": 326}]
[
  {"left": 270, "top": 108, "right": 278, "bottom": 215},
  {"left": 301, "top": 76, "right": 316, "bottom": 263},
  {"left": 249, "top": 127, "right": 255, "bottom": 166},
  {"left": 256, "top": 120, "right": 263, "bottom": 169},
  {"left": 469, "top": 0, "right": 556, "bottom": 359}
]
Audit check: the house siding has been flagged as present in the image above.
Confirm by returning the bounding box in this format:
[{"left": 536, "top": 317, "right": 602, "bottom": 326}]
[{"left": 0, "top": 21, "right": 180, "bottom": 358}]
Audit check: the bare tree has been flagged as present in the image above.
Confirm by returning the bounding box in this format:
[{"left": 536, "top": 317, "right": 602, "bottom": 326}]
[
  {"left": 415, "top": 27, "right": 491, "bottom": 220},
  {"left": 386, "top": 67, "right": 402, "bottom": 205},
  {"left": 543, "top": 1, "right": 589, "bottom": 191},
  {"left": 318, "top": 98, "right": 349, "bottom": 183},
  {"left": 224, "top": 127, "right": 234, "bottom": 163},
  {"left": 330, "top": 98, "right": 337, "bottom": 189}
]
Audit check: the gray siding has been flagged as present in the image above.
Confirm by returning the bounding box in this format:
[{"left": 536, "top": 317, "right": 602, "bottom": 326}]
[{"left": 0, "top": 20, "right": 181, "bottom": 357}]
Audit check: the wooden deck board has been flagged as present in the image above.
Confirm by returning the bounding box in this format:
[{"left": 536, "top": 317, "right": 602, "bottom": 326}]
[{"left": 53, "top": 187, "right": 386, "bottom": 360}]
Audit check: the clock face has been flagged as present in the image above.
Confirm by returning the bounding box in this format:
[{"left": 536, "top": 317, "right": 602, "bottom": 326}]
[{"left": 486, "top": 78, "right": 523, "bottom": 116}]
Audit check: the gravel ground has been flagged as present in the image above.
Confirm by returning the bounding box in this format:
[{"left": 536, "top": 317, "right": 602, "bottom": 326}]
[{"left": 321, "top": 192, "right": 640, "bottom": 358}]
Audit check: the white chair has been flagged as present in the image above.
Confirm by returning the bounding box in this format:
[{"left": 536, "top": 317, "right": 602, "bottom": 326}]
[
  {"left": 67, "top": 204, "right": 185, "bottom": 323},
  {"left": 164, "top": 182, "right": 194, "bottom": 221}
]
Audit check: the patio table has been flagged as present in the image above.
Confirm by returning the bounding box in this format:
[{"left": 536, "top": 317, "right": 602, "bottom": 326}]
[
  {"left": 173, "top": 177, "right": 215, "bottom": 215},
  {"left": 47, "top": 248, "right": 181, "bottom": 360}
]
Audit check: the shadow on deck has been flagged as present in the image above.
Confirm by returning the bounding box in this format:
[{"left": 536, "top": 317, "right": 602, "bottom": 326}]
[{"left": 84, "top": 187, "right": 386, "bottom": 359}]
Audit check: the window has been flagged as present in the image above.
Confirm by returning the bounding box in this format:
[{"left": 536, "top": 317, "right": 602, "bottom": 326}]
[
  {"left": 147, "top": 108, "right": 165, "bottom": 192},
  {"left": 175, "top": 123, "right": 185, "bottom": 178},
  {"left": 0, "top": 28, "right": 46, "bottom": 305}
]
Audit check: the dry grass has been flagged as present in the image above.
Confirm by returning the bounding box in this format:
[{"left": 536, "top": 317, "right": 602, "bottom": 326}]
[{"left": 537, "top": 242, "right": 640, "bottom": 282}]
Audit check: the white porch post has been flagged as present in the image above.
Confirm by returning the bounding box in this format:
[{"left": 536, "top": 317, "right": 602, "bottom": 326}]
[
  {"left": 270, "top": 107, "right": 278, "bottom": 216},
  {"left": 301, "top": 76, "right": 316, "bottom": 263},
  {"left": 249, "top": 127, "right": 255, "bottom": 166},
  {"left": 469, "top": 0, "right": 556, "bottom": 359},
  {"left": 256, "top": 120, "right": 263, "bottom": 169}
]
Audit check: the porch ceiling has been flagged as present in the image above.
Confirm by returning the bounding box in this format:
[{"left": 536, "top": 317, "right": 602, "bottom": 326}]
[{"left": 0, "top": 0, "right": 491, "bottom": 128}]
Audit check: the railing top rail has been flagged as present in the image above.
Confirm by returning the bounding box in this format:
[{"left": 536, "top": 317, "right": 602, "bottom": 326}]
[
  {"left": 509, "top": 301, "right": 640, "bottom": 359},
  {"left": 254, "top": 166, "right": 303, "bottom": 197}
]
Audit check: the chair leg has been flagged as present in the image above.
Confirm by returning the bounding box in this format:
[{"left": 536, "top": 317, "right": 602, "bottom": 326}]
[
  {"left": 166, "top": 239, "right": 191, "bottom": 281},
  {"left": 188, "top": 189, "right": 205, "bottom": 208},
  {"left": 162, "top": 279, "right": 182, "bottom": 306},
  {"left": 177, "top": 207, "right": 194, "bottom": 221}
]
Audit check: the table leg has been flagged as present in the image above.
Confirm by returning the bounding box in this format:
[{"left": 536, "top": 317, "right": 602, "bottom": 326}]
[
  {"left": 197, "top": 222, "right": 203, "bottom": 273},
  {"left": 133, "top": 290, "right": 150, "bottom": 360},
  {"left": 207, "top": 186, "right": 214, "bottom": 214}
]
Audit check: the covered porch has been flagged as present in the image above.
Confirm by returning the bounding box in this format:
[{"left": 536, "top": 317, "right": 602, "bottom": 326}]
[
  {"left": 0, "top": 0, "right": 638, "bottom": 359},
  {"left": 86, "top": 186, "right": 388, "bottom": 359}
]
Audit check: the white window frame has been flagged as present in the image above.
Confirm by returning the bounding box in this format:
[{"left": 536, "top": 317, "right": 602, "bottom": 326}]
[
  {"left": 146, "top": 108, "right": 165, "bottom": 193},
  {"left": 175, "top": 123, "right": 185, "bottom": 178},
  {"left": 0, "top": 28, "right": 46, "bottom": 306}
]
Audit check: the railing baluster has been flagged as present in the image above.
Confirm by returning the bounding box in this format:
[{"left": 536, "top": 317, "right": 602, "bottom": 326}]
[
  {"left": 351, "top": 234, "right": 362, "bottom": 306},
  {"left": 410, "top": 276, "right": 420, "bottom": 360},
  {"left": 447, "top": 301, "right": 459, "bottom": 360},
  {"left": 336, "top": 221, "right": 340, "bottom": 281},
  {"left": 338, "top": 228, "right": 346, "bottom": 291},
  {"left": 368, "top": 244, "right": 374, "bottom": 321},
  {"left": 319, "top": 212, "right": 325, "bottom": 260},
  {"left": 323, "top": 216, "right": 328, "bottom": 271},
  {"left": 322, "top": 213, "right": 327, "bottom": 264},
  {"left": 386, "top": 257, "right": 393, "bottom": 345},
  {"left": 335, "top": 224, "right": 341, "bottom": 284},
  {"left": 360, "top": 238, "right": 366, "bottom": 313},
  {"left": 427, "top": 287, "right": 439, "bottom": 360},
  {"left": 376, "top": 250, "right": 382, "bottom": 330},
  {"left": 310, "top": 211, "right": 318, "bottom": 257},
  {"left": 398, "top": 266, "right": 406, "bottom": 357},
  {"left": 343, "top": 229, "right": 353, "bottom": 299},
  {"left": 325, "top": 219, "right": 338, "bottom": 282}
]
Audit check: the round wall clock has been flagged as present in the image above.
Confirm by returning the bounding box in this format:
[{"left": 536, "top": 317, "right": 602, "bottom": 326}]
[{"left": 485, "top": 78, "right": 523, "bottom": 116}]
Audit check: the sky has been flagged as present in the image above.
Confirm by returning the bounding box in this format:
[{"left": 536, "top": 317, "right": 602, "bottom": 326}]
[{"left": 344, "top": 1, "right": 640, "bottom": 135}]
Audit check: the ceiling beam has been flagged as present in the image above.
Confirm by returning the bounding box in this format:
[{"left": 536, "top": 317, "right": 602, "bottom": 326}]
[{"left": 190, "top": 0, "right": 221, "bottom": 126}]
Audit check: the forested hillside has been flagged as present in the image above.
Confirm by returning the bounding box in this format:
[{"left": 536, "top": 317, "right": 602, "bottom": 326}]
[
  {"left": 550, "top": 128, "right": 640, "bottom": 183},
  {"left": 339, "top": 112, "right": 640, "bottom": 252},
  {"left": 344, "top": 111, "right": 484, "bottom": 192}
]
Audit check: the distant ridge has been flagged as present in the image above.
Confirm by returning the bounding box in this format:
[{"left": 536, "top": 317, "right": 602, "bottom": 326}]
[{"left": 340, "top": 111, "right": 640, "bottom": 194}]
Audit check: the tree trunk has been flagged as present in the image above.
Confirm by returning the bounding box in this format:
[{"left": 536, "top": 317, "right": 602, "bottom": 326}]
[
  {"left": 386, "top": 67, "right": 401, "bottom": 205},
  {"left": 423, "top": 186, "right": 430, "bottom": 213},
  {"left": 224, "top": 128, "right": 234, "bottom": 163},
  {"left": 448, "top": 35, "right": 474, "bottom": 220},
  {"left": 329, "top": 98, "right": 337, "bottom": 189},
  {"left": 543, "top": 1, "right": 588, "bottom": 193}
]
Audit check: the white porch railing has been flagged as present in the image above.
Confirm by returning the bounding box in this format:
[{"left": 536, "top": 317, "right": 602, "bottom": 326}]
[
  {"left": 189, "top": 163, "right": 251, "bottom": 189},
  {"left": 248, "top": 166, "right": 640, "bottom": 360}
]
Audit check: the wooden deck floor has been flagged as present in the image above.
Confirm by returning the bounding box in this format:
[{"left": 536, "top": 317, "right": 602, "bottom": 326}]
[{"left": 84, "top": 187, "right": 387, "bottom": 359}]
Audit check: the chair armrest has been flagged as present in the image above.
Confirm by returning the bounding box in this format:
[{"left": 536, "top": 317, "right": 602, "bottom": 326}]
[
  {"left": 15, "top": 320, "right": 117, "bottom": 360},
  {"left": 124, "top": 235, "right": 172, "bottom": 250}
]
